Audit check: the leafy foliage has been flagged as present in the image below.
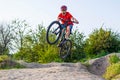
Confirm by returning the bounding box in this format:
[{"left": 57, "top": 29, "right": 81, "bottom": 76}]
[
  {"left": 103, "top": 54, "right": 120, "bottom": 80},
  {"left": 103, "top": 62, "right": 120, "bottom": 80},
  {"left": 0, "top": 55, "right": 24, "bottom": 69},
  {"left": 0, "top": 55, "right": 9, "bottom": 62},
  {"left": 13, "top": 24, "right": 60, "bottom": 63},
  {"left": 109, "top": 54, "right": 120, "bottom": 65},
  {"left": 84, "top": 27, "right": 120, "bottom": 58},
  {"left": 12, "top": 22, "right": 86, "bottom": 63},
  {"left": 70, "top": 30, "right": 86, "bottom": 61},
  {"left": 11, "top": 20, "right": 120, "bottom": 63}
]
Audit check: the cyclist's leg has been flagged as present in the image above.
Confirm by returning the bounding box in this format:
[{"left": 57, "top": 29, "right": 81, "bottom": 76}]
[
  {"left": 69, "top": 25, "right": 73, "bottom": 34},
  {"left": 58, "top": 25, "right": 72, "bottom": 47},
  {"left": 65, "top": 25, "right": 73, "bottom": 39},
  {"left": 60, "top": 24, "right": 65, "bottom": 40},
  {"left": 57, "top": 24, "right": 65, "bottom": 47}
]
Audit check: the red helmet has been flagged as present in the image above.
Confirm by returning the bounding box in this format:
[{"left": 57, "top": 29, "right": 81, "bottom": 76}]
[{"left": 61, "top": 5, "right": 67, "bottom": 11}]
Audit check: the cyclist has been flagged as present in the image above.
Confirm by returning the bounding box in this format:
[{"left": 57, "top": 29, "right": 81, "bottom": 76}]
[{"left": 57, "top": 5, "right": 79, "bottom": 47}]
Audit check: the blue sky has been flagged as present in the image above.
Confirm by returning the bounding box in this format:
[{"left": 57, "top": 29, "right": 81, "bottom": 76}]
[{"left": 0, "top": 0, "right": 120, "bottom": 37}]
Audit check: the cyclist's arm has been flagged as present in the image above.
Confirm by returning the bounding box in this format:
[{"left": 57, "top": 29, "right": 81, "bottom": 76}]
[
  {"left": 71, "top": 17, "right": 79, "bottom": 24},
  {"left": 57, "top": 13, "right": 63, "bottom": 21},
  {"left": 57, "top": 17, "right": 61, "bottom": 21}
]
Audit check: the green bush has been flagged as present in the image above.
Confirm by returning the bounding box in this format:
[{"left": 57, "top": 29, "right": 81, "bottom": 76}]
[
  {"left": 13, "top": 25, "right": 61, "bottom": 63},
  {"left": 84, "top": 27, "right": 120, "bottom": 58},
  {"left": 109, "top": 54, "right": 120, "bottom": 64},
  {"left": 0, "top": 58, "right": 2, "bottom": 62},
  {"left": 70, "top": 30, "right": 86, "bottom": 61},
  {"left": 103, "top": 54, "right": 120, "bottom": 80},
  {"left": 103, "top": 62, "right": 120, "bottom": 80},
  {"left": 13, "top": 24, "right": 86, "bottom": 63},
  {"left": 0, "top": 60, "right": 25, "bottom": 69},
  {"left": 0, "top": 55, "right": 25, "bottom": 69},
  {"left": 0, "top": 55, "right": 9, "bottom": 62}
]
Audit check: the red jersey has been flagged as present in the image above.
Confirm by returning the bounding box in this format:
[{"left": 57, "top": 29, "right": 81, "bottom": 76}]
[{"left": 58, "top": 12, "right": 73, "bottom": 25}]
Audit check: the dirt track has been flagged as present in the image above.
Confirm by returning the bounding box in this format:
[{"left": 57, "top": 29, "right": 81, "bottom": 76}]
[{"left": 0, "top": 62, "right": 104, "bottom": 80}]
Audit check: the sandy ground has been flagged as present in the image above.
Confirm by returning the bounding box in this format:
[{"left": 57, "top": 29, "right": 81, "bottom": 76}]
[{"left": 0, "top": 62, "right": 105, "bottom": 80}]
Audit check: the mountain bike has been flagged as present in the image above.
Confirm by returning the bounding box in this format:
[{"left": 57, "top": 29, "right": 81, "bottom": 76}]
[{"left": 46, "top": 19, "right": 73, "bottom": 59}]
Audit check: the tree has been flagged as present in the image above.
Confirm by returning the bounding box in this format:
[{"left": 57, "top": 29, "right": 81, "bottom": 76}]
[
  {"left": 0, "top": 24, "right": 14, "bottom": 55},
  {"left": 11, "top": 19, "right": 31, "bottom": 53}
]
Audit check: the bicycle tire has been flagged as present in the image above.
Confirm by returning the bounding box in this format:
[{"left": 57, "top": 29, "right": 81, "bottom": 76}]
[
  {"left": 46, "top": 21, "right": 62, "bottom": 45},
  {"left": 59, "top": 39, "right": 72, "bottom": 59}
]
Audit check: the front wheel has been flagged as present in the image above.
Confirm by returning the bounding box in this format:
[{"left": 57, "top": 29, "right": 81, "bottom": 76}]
[
  {"left": 59, "top": 39, "right": 72, "bottom": 59},
  {"left": 46, "top": 21, "right": 62, "bottom": 45}
]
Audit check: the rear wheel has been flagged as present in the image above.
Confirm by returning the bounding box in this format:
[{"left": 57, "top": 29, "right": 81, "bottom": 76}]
[
  {"left": 46, "top": 21, "right": 62, "bottom": 44},
  {"left": 59, "top": 39, "right": 72, "bottom": 59}
]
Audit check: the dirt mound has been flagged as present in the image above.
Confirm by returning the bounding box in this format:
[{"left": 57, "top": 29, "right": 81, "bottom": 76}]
[
  {"left": 0, "top": 59, "right": 20, "bottom": 68},
  {"left": 1, "top": 53, "right": 120, "bottom": 80},
  {"left": 0, "top": 62, "right": 104, "bottom": 80},
  {"left": 88, "top": 57, "right": 109, "bottom": 76},
  {"left": 88, "top": 53, "right": 120, "bottom": 76}
]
